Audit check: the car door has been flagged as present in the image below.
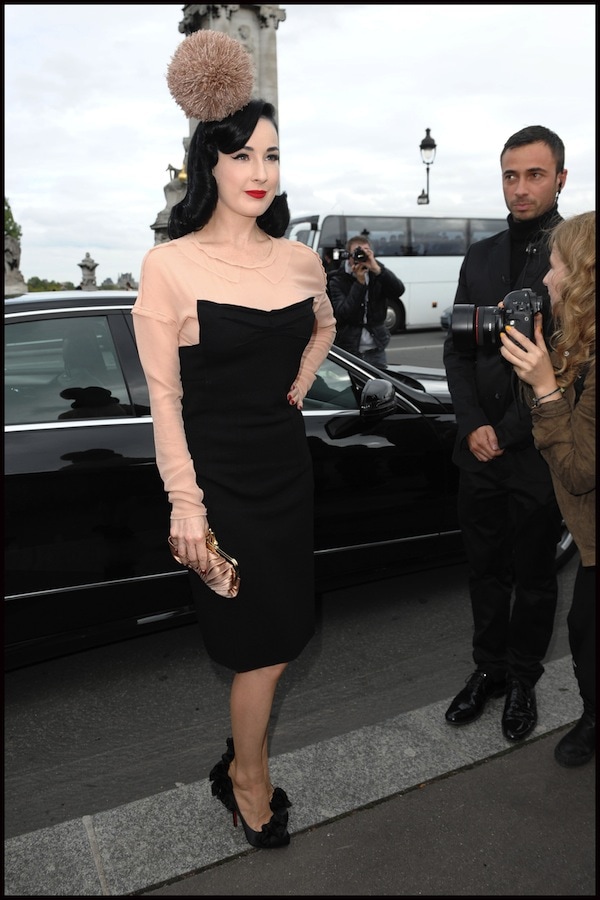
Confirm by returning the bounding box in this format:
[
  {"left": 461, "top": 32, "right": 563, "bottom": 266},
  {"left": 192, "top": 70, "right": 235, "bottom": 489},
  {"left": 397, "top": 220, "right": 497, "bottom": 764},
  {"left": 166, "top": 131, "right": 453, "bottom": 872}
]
[
  {"left": 303, "top": 353, "right": 456, "bottom": 587},
  {"left": 4, "top": 306, "right": 191, "bottom": 657}
]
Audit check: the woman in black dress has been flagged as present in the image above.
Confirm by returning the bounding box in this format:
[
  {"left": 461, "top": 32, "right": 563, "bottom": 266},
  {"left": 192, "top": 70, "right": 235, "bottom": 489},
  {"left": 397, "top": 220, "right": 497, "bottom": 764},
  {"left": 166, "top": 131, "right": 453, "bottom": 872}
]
[{"left": 132, "top": 31, "right": 335, "bottom": 849}]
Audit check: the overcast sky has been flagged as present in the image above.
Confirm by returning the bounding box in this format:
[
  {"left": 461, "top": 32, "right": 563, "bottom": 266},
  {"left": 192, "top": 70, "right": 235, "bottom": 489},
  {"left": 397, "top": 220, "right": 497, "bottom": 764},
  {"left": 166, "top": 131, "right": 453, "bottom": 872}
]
[{"left": 5, "top": 3, "right": 596, "bottom": 285}]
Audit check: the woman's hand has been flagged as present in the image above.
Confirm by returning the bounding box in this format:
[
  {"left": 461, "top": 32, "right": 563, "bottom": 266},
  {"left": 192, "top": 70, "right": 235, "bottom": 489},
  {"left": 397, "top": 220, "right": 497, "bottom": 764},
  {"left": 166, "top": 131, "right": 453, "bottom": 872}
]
[
  {"left": 499, "top": 313, "right": 556, "bottom": 396},
  {"left": 287, "top": 381, "right": 304, "bottom": 410},
  {"left": 169, "top": 515, "right": 209, "bottom": 572}
]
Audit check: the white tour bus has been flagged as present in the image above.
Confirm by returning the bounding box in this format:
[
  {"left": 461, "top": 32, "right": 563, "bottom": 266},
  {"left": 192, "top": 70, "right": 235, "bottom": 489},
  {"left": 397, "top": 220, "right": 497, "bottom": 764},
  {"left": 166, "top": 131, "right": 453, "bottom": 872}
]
[{"left": 284, "top": 213, "right": 507, "bottom": 331}]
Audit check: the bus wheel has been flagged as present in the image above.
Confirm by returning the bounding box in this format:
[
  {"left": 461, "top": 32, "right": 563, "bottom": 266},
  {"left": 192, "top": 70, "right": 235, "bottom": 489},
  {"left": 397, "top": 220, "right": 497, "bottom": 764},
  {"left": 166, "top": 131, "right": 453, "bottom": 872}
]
[{"left": 385, "top": 299, "right": 406, "bottom": 334}]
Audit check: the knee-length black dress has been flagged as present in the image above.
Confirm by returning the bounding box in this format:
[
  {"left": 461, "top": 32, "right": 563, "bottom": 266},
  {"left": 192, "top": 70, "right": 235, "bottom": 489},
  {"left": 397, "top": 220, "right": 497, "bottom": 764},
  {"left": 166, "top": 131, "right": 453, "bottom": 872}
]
[{"left": 181, "top": 298, "right": 317, "bottom": 672}]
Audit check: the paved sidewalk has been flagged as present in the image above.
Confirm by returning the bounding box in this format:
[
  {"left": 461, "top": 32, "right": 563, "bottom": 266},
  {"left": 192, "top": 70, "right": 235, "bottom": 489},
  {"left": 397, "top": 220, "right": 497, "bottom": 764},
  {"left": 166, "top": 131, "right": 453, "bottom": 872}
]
[
  {"left": 4, "top": 656, "right": 595, "bottom": 896},
  {"left": 141, "top": 729, "right": 595, "bottom": 897}
]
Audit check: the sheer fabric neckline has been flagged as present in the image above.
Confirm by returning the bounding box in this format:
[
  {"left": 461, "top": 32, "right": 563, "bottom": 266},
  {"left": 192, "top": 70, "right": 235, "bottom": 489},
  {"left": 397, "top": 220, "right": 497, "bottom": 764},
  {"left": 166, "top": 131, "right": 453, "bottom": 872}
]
[{"left": 190, "top": 232, "right": 276, "bottom": 269}]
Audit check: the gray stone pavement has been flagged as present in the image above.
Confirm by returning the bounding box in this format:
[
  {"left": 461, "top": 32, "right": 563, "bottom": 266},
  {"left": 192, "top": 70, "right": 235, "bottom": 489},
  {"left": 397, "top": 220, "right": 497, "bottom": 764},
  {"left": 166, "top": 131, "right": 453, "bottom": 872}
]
[{"left": 4, "top": 656, "right": 595, "bottom": 896}]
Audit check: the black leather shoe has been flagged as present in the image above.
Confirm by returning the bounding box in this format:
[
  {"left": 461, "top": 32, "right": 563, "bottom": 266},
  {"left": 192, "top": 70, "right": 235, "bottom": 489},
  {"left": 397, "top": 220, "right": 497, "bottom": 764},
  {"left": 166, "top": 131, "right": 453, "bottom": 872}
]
[
  {"left": 554, "top": 712, "right": 596, "bottom": 767},
  {"left": 502, "top": 678, "right": 537, "bottom": 741},
  {"left": 445, "top": 670, "right": 507, "bottom": 726}
]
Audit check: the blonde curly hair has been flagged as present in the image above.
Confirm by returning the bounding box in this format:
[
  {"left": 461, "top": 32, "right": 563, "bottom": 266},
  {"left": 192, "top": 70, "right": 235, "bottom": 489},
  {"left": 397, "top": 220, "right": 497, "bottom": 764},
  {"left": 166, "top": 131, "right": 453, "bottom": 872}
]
[{"left": 548, "top": 211, "right": 595, "bottom": 387}]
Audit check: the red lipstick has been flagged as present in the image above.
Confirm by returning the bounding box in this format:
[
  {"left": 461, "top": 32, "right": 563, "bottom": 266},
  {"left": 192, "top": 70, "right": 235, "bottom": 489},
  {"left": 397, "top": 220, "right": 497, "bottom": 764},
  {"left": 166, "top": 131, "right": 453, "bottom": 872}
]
[{"left": 246, "top": 190, "right": 267, "bottom": 199}]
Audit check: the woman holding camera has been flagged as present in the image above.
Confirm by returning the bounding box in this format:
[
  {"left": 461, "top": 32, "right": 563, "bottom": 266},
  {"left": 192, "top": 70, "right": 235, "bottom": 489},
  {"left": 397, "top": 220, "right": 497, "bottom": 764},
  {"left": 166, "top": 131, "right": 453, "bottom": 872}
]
[
  {"left": 327, "top": 235, "right": 405, "bottom": 365},
  {"left": 499, "top": 210, "right": 595, "bottom": 766}
]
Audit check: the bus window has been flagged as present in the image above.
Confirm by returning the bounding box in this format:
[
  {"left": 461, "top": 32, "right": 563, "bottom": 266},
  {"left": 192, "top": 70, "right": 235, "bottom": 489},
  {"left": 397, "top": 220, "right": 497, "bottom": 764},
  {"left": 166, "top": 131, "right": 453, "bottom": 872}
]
[
  {"left": 285, "top": 219, "right": 318, "bottom": 245},
  {"left": 320, "top": 215, "right": 346, "bottom": 249},
  {"left": 410, "top": 218, "right": 467, "bottom": 256},
  {"left": 470, "top": 218, "right": 507, "bottom": 242},
  {"left": 342, "top": 216, "right": 408, "bottom": 256}
]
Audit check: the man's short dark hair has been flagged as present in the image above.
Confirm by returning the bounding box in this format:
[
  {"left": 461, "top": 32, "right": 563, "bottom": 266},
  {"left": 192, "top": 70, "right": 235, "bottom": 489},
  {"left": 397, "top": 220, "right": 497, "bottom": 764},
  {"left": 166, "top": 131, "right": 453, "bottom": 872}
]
[
  {"left": 347, "top": 235, "right": 372, "bottom": 251},
  {"left": 501, "top": 125, "right": 565, "bottom": 173}
]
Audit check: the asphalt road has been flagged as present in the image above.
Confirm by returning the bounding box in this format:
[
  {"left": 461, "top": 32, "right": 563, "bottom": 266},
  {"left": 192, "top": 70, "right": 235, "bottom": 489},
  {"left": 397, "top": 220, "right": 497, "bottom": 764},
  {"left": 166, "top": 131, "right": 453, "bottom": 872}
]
[
  {"left": 387, "top": 326, "right": 447, "bottom": 369},
  {"left": 4, "top": 553, "right": 578, "bottom": 841}
]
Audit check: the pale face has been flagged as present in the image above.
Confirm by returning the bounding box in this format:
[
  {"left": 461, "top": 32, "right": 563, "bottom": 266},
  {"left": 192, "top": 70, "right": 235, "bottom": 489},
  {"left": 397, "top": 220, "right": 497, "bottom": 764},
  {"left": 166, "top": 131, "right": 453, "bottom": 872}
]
[
  {"left": 212, "top": 117, "right": 280, "bottom": 219},
  {"left": 542, "top": 246, "right": 568, "bottom": 313},
  {"left": 501, "top": 141, "right": 566, "bottom": 222}
]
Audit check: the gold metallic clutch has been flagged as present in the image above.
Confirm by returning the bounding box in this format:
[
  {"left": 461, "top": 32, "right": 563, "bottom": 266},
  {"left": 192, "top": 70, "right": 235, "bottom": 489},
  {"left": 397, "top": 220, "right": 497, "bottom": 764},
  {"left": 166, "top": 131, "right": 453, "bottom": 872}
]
[{"left": 168, "top": 528, "right": 240, "bottom": 598}]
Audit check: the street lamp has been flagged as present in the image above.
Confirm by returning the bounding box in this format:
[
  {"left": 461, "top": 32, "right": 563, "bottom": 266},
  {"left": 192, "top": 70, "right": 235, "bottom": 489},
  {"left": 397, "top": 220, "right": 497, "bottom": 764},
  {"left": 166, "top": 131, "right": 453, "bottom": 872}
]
[{"left": 417, "top": 128, "right": 437, "bottom": 205}]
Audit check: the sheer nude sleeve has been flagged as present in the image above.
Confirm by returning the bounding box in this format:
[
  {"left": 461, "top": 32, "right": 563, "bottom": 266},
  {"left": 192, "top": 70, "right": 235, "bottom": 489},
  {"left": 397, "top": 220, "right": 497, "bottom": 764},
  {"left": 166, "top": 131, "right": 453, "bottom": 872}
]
[
  {"left": 132, "top": 249, "right": 208, "bottom": 520},
  {"left": 290, "top": 245, "right": 336, "bottom": 399}
]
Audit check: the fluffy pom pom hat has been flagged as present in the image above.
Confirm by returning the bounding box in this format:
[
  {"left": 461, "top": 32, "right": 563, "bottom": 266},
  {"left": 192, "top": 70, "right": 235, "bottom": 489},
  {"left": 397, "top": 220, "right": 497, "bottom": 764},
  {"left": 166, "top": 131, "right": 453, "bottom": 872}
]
[{"left": 166, "top": 29, "right": 255, "bottom": 122}]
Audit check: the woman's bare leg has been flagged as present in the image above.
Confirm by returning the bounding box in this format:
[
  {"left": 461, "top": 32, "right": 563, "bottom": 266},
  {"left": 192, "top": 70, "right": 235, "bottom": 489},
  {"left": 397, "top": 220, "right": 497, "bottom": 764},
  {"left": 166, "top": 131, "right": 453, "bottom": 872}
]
[{"left": 228, "top": 662, "right": 287, "bottom": 831}]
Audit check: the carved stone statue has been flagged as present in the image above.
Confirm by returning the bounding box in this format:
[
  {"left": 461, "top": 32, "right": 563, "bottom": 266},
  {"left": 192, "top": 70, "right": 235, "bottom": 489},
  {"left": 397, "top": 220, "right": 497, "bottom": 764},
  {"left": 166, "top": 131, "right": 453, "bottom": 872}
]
[
  {"left": 78, "top": 252, "right": 99, "bottom": 291},
  {"left": 151, "top": 142, "right": 190, "bottom": 245},
  {"left": 4, "top": 233, "right": 28, "bottom": 297}
]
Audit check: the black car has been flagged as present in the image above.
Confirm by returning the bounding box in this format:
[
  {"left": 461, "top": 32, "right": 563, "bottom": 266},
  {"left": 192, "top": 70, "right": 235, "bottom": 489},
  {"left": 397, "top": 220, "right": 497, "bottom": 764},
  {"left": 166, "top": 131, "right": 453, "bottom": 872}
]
[
  {"left": 4, "top": 291, "right": 574, "bottom": 669},
  {"left": 440, "top": 306, "right": 453, "bottom": 330}
]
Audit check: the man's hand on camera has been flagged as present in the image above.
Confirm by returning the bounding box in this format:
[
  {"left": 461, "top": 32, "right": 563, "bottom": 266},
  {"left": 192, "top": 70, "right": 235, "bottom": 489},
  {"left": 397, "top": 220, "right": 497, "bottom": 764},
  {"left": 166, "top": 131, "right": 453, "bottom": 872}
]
[{"left": 350, "top": 246, "right": 381, "bottom": 279}]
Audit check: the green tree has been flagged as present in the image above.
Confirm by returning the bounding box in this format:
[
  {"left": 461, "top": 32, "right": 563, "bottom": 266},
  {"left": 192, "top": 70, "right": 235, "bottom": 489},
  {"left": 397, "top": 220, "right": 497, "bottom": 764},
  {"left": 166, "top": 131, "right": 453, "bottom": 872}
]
[
  {"left": 26, "top": 276, "right": 76, "bottom": 292},
  {"left": 5, "top": 197, "right": 22, "bottom": 240}
]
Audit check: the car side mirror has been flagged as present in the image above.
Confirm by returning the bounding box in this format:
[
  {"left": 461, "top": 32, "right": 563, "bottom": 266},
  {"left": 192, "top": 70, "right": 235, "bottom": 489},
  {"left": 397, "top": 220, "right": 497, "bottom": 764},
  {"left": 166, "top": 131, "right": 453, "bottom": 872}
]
[{"left": 360, "top": 378, "right": 396, "bottom": 419}]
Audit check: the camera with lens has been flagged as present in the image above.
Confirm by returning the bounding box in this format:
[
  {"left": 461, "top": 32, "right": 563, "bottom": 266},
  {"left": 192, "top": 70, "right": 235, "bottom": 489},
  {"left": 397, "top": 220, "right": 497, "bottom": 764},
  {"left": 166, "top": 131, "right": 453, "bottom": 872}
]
[
  {"left": 337, "top": 247, "right": 368, "bottom": 262},
  {"left": 450, "top": 288, "right": 543, "bottom": 352}
]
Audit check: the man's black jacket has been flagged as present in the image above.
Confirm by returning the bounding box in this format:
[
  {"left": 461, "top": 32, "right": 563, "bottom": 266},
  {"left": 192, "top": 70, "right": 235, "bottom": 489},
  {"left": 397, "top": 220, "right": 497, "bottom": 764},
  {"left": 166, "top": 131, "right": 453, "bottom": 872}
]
[
  {"left": 327, "top": 262, "right": 405, "bottom": 356},
  {"left": 443, "top": 211, "right": 561, "bottom": 471}
]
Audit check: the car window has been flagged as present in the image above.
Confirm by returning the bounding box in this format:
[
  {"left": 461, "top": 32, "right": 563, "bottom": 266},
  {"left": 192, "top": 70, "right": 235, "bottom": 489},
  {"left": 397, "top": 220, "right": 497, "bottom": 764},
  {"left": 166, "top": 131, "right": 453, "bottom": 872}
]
[
  {"left": 5, "top": 315, "right": 133, "bottom": 425},
  {"left": 304, "top": 359, "right": 359, "bottom": 410}
]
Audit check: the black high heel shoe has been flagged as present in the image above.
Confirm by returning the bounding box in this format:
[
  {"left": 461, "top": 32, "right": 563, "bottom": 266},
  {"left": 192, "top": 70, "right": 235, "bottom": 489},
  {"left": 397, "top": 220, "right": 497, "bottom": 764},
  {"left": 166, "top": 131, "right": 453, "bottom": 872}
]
[
  {"left": 270, "top": 786, "right": 292, "bottom": 811},
  {"left": 208, "top": 739, "right": 236, "bottom": 814},
  {"left": 231, "top": 791, "right": 290, "bottom": 849},
  {"left": 208, "top": 737, "right": 292, "bottom": 814}
]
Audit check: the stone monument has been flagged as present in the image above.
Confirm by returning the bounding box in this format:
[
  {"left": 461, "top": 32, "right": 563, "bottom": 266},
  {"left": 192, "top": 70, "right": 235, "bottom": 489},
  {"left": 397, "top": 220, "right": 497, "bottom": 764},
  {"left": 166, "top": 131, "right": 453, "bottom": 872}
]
[
  {"left": 4, "top": 233, "right": 28, "bottom": 297},
  {"left": 78, "top": 252, "right": 99, "bottom": 291},
  {"left": 151, "top": 3, "right": 286, "bottom": 245}
]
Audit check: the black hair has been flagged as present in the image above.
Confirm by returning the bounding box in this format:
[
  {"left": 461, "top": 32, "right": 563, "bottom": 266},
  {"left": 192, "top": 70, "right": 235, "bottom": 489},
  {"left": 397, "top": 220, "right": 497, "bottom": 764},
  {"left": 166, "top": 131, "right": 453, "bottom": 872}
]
[
  {"left": 501, "top": 125, "right": 565, "bottom": 173},
  {"left": 168, "top": 99, "right": 290, "bottom": 239}
]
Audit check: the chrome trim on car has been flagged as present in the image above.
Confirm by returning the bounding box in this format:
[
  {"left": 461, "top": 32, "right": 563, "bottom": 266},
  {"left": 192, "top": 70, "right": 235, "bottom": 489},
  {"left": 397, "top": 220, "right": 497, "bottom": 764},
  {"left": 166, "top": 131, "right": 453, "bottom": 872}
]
[
  {"left": 5, "top": 417, "right": 151, "bottom": 433},
  {"left": 5, "top": 304, "right": 133, "bottom": 319},
  {"left": 4, "top": 569, "right": 187, "bottom": 602},
  {"left": 314, "top": 531, "right": 462, "bottom": 555}
]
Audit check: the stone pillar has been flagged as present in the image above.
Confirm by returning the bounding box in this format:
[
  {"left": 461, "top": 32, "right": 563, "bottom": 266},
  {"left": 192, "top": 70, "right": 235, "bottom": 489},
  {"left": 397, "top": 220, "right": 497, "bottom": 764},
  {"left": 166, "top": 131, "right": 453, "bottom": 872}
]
[
  {"left": 178, "top": 4, "right": 285, "bottom": 109},
  {"left": 78, "top": 252, "right": 99, "bottom": 291},
  {"left": 4, "top": 234, "right": 28, "bottom": 297},
  {"left": 152, "top": 4, "right": 286, "bottom": 245}
]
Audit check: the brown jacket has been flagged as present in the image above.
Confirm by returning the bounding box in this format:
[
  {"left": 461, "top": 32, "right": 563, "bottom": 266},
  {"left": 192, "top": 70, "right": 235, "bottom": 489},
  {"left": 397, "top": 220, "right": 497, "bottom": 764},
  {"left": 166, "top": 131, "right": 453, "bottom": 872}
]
[{"left": 531, "top": 358, "right": 596, "bottom": 566}]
